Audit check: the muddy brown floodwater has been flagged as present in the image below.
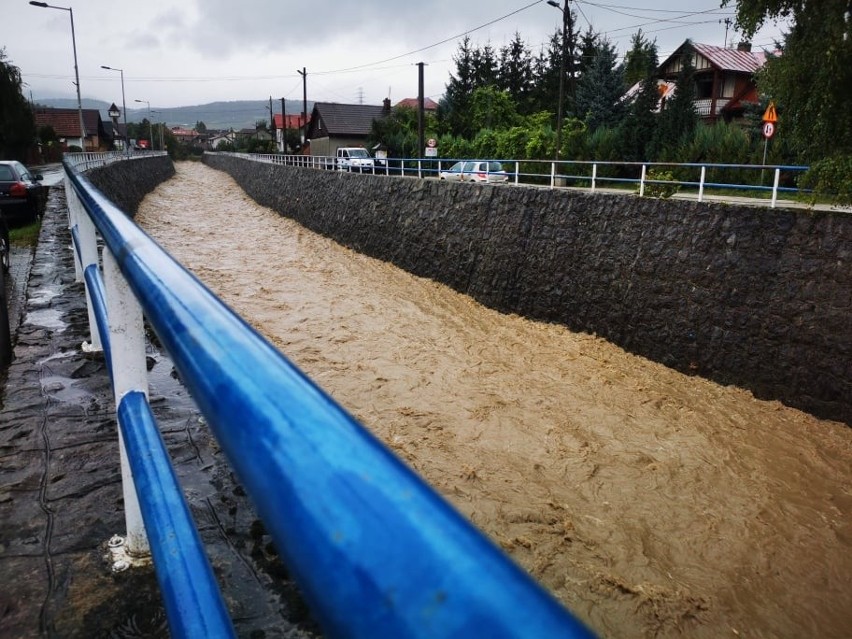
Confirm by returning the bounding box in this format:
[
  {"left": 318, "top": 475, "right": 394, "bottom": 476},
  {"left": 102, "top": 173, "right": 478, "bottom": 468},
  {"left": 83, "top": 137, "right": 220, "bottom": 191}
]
[{"left": 136, "top": 162, "right": 852, "bottom": 639}]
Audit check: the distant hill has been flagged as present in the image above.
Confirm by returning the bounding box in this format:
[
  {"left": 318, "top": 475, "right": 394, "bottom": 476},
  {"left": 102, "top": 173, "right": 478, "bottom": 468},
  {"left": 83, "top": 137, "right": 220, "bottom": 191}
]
[{"left": 32, "top": 98, "right": 312, "bottom": 131}]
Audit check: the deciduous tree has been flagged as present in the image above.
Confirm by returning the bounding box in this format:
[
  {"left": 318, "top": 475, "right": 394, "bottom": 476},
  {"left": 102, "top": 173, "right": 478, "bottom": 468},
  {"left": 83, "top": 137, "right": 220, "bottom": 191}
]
[
  {"left": 0, "top": 49, "right": 35, "bottom": 160},
  {"left": 724, "top": 0, "right": 852, "bottom": 161}
]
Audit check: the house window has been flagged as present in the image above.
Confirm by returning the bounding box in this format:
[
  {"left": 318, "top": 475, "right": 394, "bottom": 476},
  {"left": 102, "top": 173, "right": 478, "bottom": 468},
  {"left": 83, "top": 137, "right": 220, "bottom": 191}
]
[
  {"left": 721, "top": 75, "right": 736, "bottom": 98},
  {"left": 696, "top": 77, "right": 714, "bottom": 99}
]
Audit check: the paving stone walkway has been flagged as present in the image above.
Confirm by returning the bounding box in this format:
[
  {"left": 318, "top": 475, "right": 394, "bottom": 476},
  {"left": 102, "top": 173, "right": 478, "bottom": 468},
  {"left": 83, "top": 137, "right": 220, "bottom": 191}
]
[{"left": 0, "top": 187, "right": 318, "bottom": 638}]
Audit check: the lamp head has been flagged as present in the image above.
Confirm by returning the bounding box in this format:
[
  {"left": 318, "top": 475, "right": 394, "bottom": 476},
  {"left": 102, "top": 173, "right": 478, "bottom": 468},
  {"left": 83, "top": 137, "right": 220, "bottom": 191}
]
[{"left": 29, "top": 2, "right": 50, "bottom": 7}]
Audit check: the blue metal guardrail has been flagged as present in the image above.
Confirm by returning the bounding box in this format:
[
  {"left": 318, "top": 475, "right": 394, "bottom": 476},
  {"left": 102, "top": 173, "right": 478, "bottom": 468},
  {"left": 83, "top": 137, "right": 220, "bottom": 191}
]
[
  {"left": 63, "top": 156, "right": 596, "bottom": 639},
  {"left": 240, "top": 151, "right": 809, "bottom": 208}
]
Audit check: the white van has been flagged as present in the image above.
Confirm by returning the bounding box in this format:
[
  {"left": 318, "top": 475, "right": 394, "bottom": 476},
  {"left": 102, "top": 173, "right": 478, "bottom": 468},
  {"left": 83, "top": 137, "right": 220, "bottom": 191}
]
[{"left": 336, "top": 147, "right": 375, "bottom": 171}]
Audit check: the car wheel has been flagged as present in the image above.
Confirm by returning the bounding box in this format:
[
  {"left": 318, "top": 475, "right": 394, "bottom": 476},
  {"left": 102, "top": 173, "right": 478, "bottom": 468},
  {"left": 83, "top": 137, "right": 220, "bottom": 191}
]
[{"left": 0, "top": 231, "right": 9, "bottom": 273}]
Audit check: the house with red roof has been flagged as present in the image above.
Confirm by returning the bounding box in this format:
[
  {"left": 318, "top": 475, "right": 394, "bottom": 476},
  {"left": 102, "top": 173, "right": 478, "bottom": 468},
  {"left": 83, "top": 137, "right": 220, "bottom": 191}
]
[
  {"left": 654, "top": 40, "right": 773, "bottom": 123},
  {"left": 33, "top": 107, "right": 108, "bottom": 152},
  {"left": 272, "top": 113, "right": 310, "bottom": 153},
  {"left": 170, "top": 126, "right": 200, "bottom": 144},
  {"left": 394, "top": 97, "right": 439, "bottom": 112}
]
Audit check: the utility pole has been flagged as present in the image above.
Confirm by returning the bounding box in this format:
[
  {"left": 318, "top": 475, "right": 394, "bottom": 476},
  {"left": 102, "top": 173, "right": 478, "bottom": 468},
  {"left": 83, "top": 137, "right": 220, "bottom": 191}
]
[
  {"left": 281, "top": 97, "right": 286, "bottom": 153},
  {"left": 546, "top": 0, "right": 576, "bottom": 161},
  {"left": 269, "top": 95, "right": 274, "bottom": 132},
  {"left": 297, "top": 67, "right": 307, "bottom": 149},
  {"left": 721, "top": 17, "right": 733, "bottom": 47},
  {"left": 416, "top": 62, "right": 426, "bottom": 159}
]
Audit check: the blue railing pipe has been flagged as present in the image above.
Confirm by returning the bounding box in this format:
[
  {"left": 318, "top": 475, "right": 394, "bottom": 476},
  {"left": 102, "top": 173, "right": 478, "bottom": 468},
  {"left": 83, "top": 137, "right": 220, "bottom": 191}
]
[
  {"left": 118, "top": 391, "right": 237, "bottom": 639},
  {"left": 65, "top": 162, "right": 595, "bottom": 637},
  {"left": 82, "top": 262, "right": 112, "bottom": 366}
]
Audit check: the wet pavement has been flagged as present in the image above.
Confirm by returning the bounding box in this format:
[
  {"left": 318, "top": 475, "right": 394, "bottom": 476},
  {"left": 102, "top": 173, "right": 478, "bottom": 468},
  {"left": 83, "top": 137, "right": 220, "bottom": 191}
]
[{"left": 0, "top": 185, "right": 320, "bottom": 638}]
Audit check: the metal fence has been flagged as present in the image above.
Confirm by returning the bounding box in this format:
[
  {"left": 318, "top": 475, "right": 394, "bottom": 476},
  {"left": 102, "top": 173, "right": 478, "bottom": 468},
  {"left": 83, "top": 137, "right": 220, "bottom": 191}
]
[
  {"left": 62, "top": 153, "right": 595, "bottom": 638},
  {"left": 63, "top": 149, "right": 167, "bottom": 172},
  {"left": 233, "top": 151, "right": 809, "bottom": 209}
]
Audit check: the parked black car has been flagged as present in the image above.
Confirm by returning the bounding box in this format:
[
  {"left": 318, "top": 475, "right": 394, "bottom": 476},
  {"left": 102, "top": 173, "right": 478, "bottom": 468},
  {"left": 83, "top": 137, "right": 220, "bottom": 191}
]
[{"left": 0, "top": 161, "right": 48, "bottom": 228}]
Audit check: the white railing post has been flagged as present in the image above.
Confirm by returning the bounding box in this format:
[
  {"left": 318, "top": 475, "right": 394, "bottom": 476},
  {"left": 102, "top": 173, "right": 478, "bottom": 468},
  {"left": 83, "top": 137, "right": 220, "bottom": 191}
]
[
  {"left": 515, "top": 161, "right": 519, "bottom": 185},
  {"left": 550, "top": 161, "right": 555, "bottom": 189},
  {"left": 640, "top": 164, "right": 647, "bottom": 197},
  {"left": 63, "top": 173, "right": 84, "bottom": 283},
  {"left": 699, "top": 166, "right": 706, "bottom": 202},
  {"left": 771, "top": 168, "right": 780, "bottom": 208},
  {"left": 591, "top": 164, "right": 597, "bottom": 192},
  {"left": 75, "top": 199, "right": 103, "bottom": 353},
  {"left": 102, "top": 248, "right": 150, "bottom": 558},
  {"left": 418, "top": 159, "right": 422, "bottom": 179}
]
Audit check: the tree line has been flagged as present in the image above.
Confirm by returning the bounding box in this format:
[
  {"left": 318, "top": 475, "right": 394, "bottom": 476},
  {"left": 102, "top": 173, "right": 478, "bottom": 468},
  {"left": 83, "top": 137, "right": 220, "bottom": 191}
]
[
  {"left": 1, "top": 1, "right": 849, "bottom": 201},
  {"left": 372, "top": 28, "right": 776, "bottom": 168},
  {"left": 367, "top": 0, "right": 850, "bottom": 201}
]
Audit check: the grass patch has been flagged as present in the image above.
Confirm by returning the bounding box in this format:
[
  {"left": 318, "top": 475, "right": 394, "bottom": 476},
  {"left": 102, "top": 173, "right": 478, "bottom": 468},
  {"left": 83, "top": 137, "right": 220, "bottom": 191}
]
[{"left": 10, "top": 220, "right": 41, "bottom": 247}]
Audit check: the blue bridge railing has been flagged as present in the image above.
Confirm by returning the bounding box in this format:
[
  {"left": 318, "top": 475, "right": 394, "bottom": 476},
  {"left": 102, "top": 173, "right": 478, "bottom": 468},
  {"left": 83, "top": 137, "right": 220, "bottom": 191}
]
[{"left": 62, "top": 154, "right": 595, "bottom": 638}]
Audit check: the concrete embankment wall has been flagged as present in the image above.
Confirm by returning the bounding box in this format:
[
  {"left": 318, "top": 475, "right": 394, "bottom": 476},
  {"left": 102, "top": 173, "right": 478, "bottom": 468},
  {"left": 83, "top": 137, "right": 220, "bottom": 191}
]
[
  {"left": 87, "top": 154, "right": 175, "bottom": 215},
  {"left": 89, "top": 153, "right": 849, "bottom": 424},
  {"left": 194, "top": 154, "right": 850, "bottom": 425}
]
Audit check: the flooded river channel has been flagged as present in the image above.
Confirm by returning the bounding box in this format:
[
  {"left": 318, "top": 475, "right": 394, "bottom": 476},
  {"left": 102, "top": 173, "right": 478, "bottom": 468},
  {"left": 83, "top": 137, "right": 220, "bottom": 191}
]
[{"left": 136, "top": 162, "right": 852, "bottom": 639}]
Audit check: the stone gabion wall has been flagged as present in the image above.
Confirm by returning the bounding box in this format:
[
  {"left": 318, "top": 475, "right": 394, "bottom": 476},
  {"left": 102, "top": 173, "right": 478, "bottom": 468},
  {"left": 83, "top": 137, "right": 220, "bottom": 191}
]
[
  {"left": 87, "top": 155, "right": 175, "bottom": 216},
  {"left": 189, "top": 156, "right": 847, "bottom": 425}
]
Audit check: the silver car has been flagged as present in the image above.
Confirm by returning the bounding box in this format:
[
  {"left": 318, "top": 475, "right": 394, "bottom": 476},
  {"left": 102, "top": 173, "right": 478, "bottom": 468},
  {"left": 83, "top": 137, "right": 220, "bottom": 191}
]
[{"left": 439, "top": 161, "right": 508, "bottom": 183}]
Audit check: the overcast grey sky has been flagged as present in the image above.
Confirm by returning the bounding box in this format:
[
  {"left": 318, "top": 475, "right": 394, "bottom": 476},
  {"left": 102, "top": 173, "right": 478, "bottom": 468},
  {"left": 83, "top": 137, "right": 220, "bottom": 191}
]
[{"left": 5, "top": 0, "right": 789, "bottom": 110}]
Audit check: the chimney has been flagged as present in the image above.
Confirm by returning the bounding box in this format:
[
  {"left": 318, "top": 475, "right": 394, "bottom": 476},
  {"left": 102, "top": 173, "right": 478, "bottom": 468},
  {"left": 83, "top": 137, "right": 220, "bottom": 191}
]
[
  {"left": 382, "top": 97, "right": 391, "bottom": 115},
  {"left": 737, "top": 42, "right": 752, "bottom": 52}
]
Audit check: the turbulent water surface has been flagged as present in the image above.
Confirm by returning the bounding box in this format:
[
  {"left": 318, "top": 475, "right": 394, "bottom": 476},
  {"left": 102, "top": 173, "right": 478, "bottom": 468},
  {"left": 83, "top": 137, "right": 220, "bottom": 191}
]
[{"left": 136, "top": 161, "right": 852, "bottom": 639}]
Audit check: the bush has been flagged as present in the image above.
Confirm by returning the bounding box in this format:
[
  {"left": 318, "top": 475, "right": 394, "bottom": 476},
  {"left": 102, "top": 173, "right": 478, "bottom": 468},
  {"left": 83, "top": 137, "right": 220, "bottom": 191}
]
[
  {"left": 640, "top": 169, "right": 680, "bottom": 198},
  {"left": 798, "top": 155, "right": 852, "bottom": 206}
]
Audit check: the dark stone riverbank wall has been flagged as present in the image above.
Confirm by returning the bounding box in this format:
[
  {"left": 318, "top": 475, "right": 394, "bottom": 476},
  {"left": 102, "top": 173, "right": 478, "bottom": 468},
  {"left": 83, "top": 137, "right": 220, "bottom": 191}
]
[
  {"left": 199, "top": 154, "right": 851, "bottom": 425},
  {"left": 87, "top": 154, "right": 175, "bottom": 215}
]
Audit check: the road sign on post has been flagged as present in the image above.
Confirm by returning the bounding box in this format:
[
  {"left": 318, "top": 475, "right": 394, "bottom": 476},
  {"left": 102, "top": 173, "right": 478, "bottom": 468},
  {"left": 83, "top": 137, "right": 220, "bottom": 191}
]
[
  {"left": 762, "top": 102, "right": 778, "bottom": 123},
  {"left": 760, "top": 101, "right": 777, "bottom": 177}
]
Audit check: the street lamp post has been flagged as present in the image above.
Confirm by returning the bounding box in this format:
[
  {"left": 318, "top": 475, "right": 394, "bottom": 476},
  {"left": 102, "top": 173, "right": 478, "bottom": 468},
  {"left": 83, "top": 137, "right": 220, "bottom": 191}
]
[
  {"left": 29, "top": 2, "right": 86, "bottom": 151},
  {"left": 134, "top": 99, "right": 152, "bottom": 150},
  {"left": 150, "top": 110, "right": 164, "bottom": 151},
  {"left": 101, "top": 65, "right": 129, "bottom": 156}
]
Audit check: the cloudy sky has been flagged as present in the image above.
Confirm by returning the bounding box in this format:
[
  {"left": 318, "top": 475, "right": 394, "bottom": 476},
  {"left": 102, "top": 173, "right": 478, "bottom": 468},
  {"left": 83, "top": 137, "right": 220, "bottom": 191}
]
[{"left": 6, "top": 0, "right": 789, "bottom": 110}]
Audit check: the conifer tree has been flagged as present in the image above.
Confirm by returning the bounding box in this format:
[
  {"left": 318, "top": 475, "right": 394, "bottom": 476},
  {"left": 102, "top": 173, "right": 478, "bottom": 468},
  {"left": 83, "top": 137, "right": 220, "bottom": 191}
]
[
  {"left": 440, "top": 36, "right": 477, "bottom": 137},
  {"left": 652, "top": 52, "right": 697, "bottom": 160},
  {"left": 498, "top": 33, "right": 534, "bottom": 114},
  {"left": 575, "top": 40, "right": 625, "bottom": 131},
  {"left": 623, "top": 30, "right": 659, "bottom": 89}
]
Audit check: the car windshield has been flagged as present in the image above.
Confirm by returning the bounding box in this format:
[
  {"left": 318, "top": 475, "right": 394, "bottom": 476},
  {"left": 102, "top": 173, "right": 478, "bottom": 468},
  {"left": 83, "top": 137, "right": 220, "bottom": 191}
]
[{"left": 348, "top": 149, "right": 369, "bottom": 158}]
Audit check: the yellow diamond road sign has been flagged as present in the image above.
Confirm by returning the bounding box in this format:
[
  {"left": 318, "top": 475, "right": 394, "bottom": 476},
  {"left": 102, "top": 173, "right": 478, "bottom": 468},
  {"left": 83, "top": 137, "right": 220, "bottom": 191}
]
[{"left": 762, "top": 102, "right": 778, "bottom": 123}]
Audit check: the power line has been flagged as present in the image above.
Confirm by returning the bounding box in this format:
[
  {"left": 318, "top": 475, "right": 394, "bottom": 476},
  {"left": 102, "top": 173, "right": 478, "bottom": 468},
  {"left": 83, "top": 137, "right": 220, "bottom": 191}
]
[{"left": 309, "top": 0, "right": 545, "bottom": 76}]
